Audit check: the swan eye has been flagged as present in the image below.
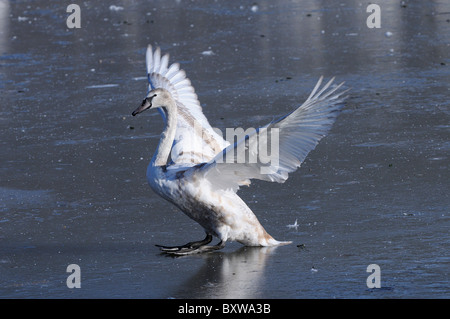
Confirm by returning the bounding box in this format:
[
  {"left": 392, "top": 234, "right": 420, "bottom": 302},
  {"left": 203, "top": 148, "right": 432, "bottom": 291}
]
[{"left": 144, "top": 94, "right": 157, "bottom": 105}]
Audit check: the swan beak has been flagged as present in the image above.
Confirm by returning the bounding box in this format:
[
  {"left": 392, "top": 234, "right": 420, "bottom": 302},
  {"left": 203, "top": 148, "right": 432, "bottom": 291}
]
[{"left": 132, "top": 98, "right": 152, "bottom": 116}]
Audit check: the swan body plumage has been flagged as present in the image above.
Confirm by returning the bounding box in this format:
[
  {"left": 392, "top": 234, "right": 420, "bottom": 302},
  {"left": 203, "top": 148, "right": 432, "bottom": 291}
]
[{"left": 132, "top": 45, "right": 348, "bottom": 254}]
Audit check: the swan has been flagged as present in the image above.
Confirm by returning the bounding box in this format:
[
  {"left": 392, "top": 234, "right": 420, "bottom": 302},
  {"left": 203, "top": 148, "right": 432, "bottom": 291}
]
[{"left": 132, "top": 45, "right": 348, "bottom": 255}]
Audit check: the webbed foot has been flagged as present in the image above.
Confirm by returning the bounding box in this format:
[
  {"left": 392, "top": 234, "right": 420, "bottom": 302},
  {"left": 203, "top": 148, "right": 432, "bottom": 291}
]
[{"left": 156, "top": 234, "right": 225, "bottom": 255}]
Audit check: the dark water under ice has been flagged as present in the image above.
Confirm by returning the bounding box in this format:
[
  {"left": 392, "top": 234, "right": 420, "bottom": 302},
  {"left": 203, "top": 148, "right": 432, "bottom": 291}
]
[{"left": 0, "top": 0, "right": 449, "bottom": 298}]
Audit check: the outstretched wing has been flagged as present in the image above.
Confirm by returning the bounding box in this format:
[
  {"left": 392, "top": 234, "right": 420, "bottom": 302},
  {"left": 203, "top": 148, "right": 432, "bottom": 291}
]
[
  {"left": 146, "top": 45, "right": 228, "bottom": 165},
  {"left": 195, "top": 77, "right": 348, "bottom": 192}
]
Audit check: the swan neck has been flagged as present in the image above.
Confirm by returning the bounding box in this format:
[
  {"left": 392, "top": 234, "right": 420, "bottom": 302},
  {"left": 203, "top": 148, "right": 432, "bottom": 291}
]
[{"left": 153, "top": 101, "right": 177, "bottom": 167}]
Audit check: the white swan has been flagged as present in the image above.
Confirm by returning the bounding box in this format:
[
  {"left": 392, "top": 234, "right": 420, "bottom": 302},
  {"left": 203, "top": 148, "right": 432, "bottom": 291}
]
[{"left": 132, "top": 45, "right": 348, "bottom": 255}]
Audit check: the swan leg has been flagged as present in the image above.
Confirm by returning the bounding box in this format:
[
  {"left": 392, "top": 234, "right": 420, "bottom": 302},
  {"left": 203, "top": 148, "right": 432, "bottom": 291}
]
[{"left": 156, "top": 233, "right": 213, "bottom": 253}]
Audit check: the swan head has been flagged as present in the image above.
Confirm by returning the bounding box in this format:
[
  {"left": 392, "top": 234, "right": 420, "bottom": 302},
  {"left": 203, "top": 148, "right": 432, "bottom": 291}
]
[{"left": 132, "top": 88, "right": 173, "bottom": 116}]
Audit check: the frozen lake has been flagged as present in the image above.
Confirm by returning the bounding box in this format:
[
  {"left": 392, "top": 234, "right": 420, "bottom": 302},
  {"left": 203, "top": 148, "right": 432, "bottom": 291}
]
[{"left": 0, "top": 0, "right": 449, "bottom": 298}]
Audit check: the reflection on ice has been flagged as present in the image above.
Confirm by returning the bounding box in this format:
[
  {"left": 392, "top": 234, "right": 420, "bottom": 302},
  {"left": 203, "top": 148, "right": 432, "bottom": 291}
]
[
  {"left": 175, "top": 246, "right": 280, "bottom": 298},
  {"left": 85, "top": 84, "right": 119, "bottom": 89},
  {"left": 0, "top": 0, "right": 9, "bottom": 53}
]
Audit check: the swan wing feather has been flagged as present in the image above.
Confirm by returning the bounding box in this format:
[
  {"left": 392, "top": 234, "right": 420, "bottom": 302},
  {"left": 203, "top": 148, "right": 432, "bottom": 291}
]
[{"left": 195, "top": 77, "right": 349, "bottom": 192}]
